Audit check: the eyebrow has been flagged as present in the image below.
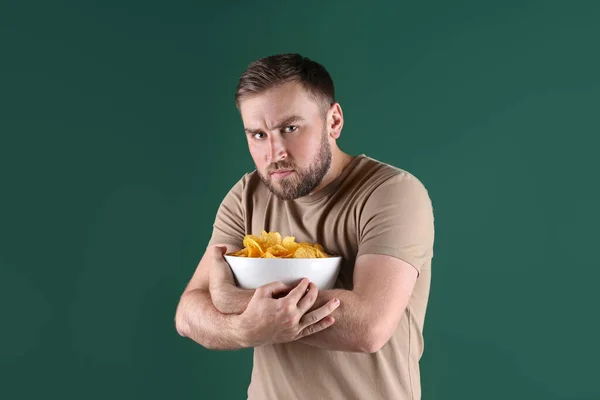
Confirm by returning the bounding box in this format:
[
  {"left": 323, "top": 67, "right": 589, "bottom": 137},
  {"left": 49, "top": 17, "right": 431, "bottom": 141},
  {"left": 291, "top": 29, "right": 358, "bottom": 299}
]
[{"left": 244, "top": 115, "right": 305, "bottom": 134}]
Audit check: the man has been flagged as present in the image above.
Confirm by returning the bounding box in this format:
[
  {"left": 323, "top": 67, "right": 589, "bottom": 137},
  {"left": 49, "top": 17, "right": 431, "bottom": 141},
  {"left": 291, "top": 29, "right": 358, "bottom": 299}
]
[{"left": 175, "top": 53, "right": 435, "bottom": 400}]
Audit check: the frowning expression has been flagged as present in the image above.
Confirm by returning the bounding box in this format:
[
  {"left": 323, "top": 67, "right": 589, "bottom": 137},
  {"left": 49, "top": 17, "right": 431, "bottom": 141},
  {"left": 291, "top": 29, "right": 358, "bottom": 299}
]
[{"left": 239, "top": 82, "right": 332, "bottom": 200}]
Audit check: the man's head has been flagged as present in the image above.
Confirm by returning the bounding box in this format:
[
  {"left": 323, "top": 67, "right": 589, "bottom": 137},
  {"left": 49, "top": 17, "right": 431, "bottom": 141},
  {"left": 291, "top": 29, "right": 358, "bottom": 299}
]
[{"left": 235, "top": 53, "right": 344, "bottom": 201}]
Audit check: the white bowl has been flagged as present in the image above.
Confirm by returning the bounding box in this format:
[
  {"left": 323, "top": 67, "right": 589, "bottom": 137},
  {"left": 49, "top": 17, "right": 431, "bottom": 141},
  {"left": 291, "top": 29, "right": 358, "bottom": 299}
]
[{"left": 224, "top": 255, "right": 342, "bottom": 290}]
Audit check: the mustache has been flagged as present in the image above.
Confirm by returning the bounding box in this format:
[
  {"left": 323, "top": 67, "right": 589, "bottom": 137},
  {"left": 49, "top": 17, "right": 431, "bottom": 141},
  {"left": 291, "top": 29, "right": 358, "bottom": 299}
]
[{"left": 267, "top": 163, "right": 296, "bottom": 173}]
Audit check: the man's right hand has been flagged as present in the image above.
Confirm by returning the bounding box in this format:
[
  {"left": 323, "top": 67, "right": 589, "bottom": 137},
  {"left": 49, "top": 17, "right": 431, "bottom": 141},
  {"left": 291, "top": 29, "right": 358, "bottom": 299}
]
[{"left": 236, "top": 278, "right": 340, "bottom": 347}]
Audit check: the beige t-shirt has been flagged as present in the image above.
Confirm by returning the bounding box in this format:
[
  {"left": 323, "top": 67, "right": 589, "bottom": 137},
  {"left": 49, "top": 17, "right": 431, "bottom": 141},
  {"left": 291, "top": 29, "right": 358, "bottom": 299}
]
[{"left": 208, "top": 154, "right": 435, "bottom": 400}]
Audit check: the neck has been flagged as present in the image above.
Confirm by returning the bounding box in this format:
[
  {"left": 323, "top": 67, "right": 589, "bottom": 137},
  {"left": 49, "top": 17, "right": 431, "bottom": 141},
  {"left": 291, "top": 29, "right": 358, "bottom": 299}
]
[{"left": 310, "top": 150, "right": 354, "bottom": 194}]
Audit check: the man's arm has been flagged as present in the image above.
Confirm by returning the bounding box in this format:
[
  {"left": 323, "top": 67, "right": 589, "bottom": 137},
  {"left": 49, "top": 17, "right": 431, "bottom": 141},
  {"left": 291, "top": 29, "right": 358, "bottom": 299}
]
[
  {"left": 296, "top": 253, "right": 418, "bottom": 352},
  {"left": 176, "top": 288, "right": 247, "bottom": 350},
  {"left": 302, "top": 173, "right": 432, "bottom": 352},
  {"left": 175, "top": 243, "right": 248, "bottom": 350},
  {"left": 210, "top": 253, "right": 418, "bottom": 353},
  {"left": 207, "top": 245, "right": 256, "bottom": 315},
  {"left": 177, "top": 244, "right": 338, "bottom": 349}
]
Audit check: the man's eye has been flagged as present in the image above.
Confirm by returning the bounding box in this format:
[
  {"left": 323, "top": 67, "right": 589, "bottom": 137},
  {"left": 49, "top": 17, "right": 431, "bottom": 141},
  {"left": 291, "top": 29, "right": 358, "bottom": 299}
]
[
  {"left": 253, "top": 132, "right": 265, "bottom": 140},
  {"left": 283, "top": 125, "right": 297, "bottom": 133}
]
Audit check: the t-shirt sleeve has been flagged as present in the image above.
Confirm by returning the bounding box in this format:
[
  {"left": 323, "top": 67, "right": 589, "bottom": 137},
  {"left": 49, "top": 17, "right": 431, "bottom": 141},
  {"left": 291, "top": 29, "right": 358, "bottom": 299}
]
[
  {"left": 206, "top": 176, "right": 246, "bottom": 250},
  {"left": 356, "top": 173, "right": 435, "bottom": 274}
]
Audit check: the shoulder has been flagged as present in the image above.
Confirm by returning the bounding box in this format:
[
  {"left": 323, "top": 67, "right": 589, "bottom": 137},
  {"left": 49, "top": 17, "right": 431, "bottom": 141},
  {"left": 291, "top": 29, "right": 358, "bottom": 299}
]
[
  {"left": 221, "top": 170, "right": 272, "bottom": 207},
  {"left": 350, "top": 155, "right": 431, "bottom": 201},
  {"left": 225, "top": 170, "right": 263, "bottom": 194}
]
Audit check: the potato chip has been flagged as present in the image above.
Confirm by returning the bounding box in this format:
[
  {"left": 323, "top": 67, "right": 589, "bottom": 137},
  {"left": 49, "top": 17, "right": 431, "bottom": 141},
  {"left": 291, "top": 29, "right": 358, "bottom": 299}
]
[
  {"left": 266, "top": 244, "right": 290, "bottom": 257},
  {"left": 226, "top": 231, "right": 331, "bottom": 258},
  {"left": 282, "top": 236, "right": 300, "bottom": 253},
  {"left": 243, "top": 235, "right": 264, "bottom": 254},
  {"left": 261, "top": 231, "right": 282, "bottom": 249},
  {"left": 243, "top": 235, "right": 262, "bottom": 248},
  {"left": 315, "top": 249, "right": 328, "bottom": 258},
  {"left": 247, "top": 245, "right": 263, "bottom": 258},
  {"left": 230, "top": 247, "right": 249, "bottom": 257},
  {"left": 293, "top": 246, "right": 316, "bottom": 258}
]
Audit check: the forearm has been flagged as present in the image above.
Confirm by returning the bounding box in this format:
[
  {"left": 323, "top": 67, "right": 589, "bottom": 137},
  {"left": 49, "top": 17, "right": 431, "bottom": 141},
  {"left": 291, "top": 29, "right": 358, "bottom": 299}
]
[
  {"left": 214, "top": 282, "right": 296, "bottom": 314},
  {"left": 175, "top": 288, "right": 248, "bottom": 350},
  {"left": 212, "top": 286, "right": 255, "bottom": 315},
  {"left": 212, "top": 285, "right": 375, "bottom": 352},
  {"left": 297, "top": 289, "right": 374, "bottom": 352}
]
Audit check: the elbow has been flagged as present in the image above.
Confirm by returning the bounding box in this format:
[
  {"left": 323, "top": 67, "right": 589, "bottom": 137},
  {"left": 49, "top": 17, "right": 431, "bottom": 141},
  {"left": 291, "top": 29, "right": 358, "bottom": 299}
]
[
  {"left": 174, "top": 295, "right": 192, "bottom": 338},
  {"left": 173, "top": 293, "right": 222, "bottom": 350},
  {"left": 358, "top": 325, "right": 393, "bottom": 354},
  {"left": 175, "top": 314, "right": 189, "bottom": 338},
  {"left": 175, "top": 308, "right": 213, "bottom": 348},
  {"left": 359, "top": 337, "right": 385, "bottom": 354},
  {"left": 175, "top": 309, "right": 188, "bottom": 338}
]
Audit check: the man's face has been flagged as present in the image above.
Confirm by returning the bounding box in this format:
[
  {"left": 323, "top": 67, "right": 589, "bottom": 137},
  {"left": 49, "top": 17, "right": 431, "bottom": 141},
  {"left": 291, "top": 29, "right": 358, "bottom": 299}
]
[{"left": 239, "top": 82, "right": 332, "bottom": 201}]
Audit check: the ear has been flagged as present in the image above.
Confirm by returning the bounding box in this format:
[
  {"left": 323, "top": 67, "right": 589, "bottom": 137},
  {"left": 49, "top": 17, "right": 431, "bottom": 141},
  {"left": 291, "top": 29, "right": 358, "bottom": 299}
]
[{"left": 327, "top": 103, "right": 344, "bottom": 139}]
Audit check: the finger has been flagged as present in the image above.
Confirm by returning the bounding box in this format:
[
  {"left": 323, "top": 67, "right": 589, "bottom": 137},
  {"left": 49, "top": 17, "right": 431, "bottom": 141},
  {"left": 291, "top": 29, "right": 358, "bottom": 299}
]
[
  {"left": 298, "top": 316, "right": 336, "bottom": 338},
  {"left": 210, "top": 245, "right": 228, "bottom": 259},
  {"left": 209, "top": 248, "right": 234, "bottom": 274},
  {"left": 272, "top": 284, "right": 294, "bottom": 299},
  {"left": 298, "top": 298, "right": 340, "bottom": 331},
  {"left": 296, "top": 282, "right": 318, "bottom": 312},
  {"left": 285, "top": 278, "right": 311, "bottom": 304},
  {"left": 259, "top": 281, "right": 292, "bottom": 298}
]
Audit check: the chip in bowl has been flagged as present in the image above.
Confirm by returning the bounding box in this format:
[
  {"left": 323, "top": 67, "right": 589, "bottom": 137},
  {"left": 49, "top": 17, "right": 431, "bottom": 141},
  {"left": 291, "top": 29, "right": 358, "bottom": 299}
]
[{"left": 228, "top": 231, "right": 330, "bottom": 259}]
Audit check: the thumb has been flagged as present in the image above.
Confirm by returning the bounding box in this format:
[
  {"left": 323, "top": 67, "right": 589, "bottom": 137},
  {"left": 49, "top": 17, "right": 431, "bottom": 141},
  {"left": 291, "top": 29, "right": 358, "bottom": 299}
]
[
  {"left": 210, "top": 245, "right": 228, "bottom": 258},
  {"left": 217, "top": 246, "right": 228, "bottom": 255}
]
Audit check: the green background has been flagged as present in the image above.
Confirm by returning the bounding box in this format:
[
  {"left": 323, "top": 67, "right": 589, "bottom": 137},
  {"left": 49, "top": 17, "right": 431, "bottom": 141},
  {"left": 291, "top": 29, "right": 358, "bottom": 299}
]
[{"left": 1, "top": 1, "right": 599, "bottom": 399}]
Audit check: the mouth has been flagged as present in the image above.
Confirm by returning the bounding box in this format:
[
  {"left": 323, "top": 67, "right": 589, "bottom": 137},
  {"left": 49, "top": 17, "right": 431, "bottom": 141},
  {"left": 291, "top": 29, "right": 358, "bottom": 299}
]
[{"left": 270, "top": 169, "right": 295, "bottom": 179}]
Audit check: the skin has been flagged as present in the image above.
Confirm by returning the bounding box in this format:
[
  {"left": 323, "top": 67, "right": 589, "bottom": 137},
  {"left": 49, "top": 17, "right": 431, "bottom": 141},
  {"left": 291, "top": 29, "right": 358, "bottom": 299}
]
[{"left": 240, "top": 81, "right": 355, "bottom": 201}]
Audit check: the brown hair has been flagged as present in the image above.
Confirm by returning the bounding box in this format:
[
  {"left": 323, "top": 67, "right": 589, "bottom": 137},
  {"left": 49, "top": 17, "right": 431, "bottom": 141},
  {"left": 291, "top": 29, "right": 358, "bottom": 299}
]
[{"left": 235, "top": 53, "right": 335, "bottom": 116}]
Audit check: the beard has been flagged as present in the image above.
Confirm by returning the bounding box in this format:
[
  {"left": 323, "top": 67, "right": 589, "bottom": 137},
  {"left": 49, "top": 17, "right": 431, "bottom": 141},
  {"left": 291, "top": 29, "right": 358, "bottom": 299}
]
[{"left": 258, "top": 128, "right": 332, "bottom": 201}]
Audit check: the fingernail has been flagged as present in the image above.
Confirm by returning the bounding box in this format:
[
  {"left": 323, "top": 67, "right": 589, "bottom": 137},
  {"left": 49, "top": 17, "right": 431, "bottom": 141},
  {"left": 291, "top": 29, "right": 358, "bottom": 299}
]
[{"left": 334, "top": 298, "right": 340, "bottom": 305}]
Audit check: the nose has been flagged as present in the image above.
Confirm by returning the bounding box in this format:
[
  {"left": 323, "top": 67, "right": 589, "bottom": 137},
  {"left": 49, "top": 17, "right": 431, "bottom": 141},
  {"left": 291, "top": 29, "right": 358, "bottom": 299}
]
[{"left": 266, "top": 135, "right": 287, "bottom": 164}]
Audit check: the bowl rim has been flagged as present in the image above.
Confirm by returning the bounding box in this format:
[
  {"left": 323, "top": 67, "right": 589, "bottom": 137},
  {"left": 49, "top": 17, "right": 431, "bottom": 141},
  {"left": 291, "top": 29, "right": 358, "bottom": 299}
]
[{"left": 224, "top": 255, "right": 342, "bottom": 260}]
